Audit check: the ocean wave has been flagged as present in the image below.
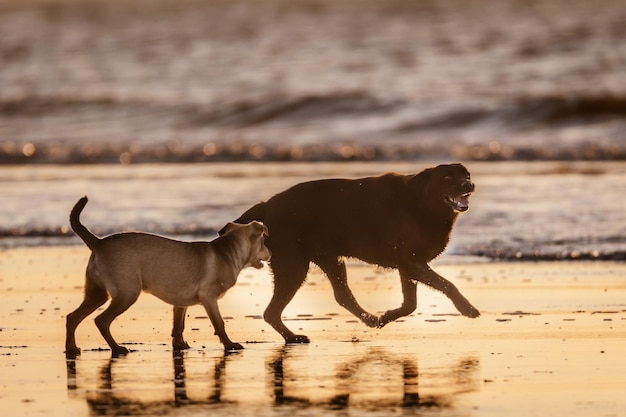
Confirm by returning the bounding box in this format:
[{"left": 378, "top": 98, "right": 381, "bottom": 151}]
[
  {"left": 1, "top": 92, "right": 625, "bottom": 164},
  {"left": 187, "top": 91, "right": 403, "bottom": 127},
  {"left": 396, "top": 94, "right": 626, "bottom": 131}
]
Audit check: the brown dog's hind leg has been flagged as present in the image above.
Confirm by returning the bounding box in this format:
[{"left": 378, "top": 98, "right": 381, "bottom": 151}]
[
  {"left": 265, "top": 256, "right": 310, "bottom": 344},
  {"left": 314, "top": 256, "right": 379, "bottom": 328},
  {"left": 377, "top": 276, "right": 417, "bottom": 327},
  {"left": 172, "top": 306, "right": 190, "bottom": 350},
  {"left": 94, "top": 289, "right": 140, "bottom": 357},
  {"left": 65, "top": 279, "right": 109, "bottom": 358}
]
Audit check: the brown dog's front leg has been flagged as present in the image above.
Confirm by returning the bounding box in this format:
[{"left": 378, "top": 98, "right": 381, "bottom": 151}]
[
  {"left": 201, "top": 294, "right": 243, "bottom": 351},
  {"left": 410, "top": 263, "right": 480, "bottom": 318}
]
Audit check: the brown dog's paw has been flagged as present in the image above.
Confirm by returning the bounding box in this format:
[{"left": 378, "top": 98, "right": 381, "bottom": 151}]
[
  {"left": 376, "top": 312, "right": 394, "bottom": 328},
  {"left": 457, "top": 303, "right": 481, "bottom": 318},
  {"left": 285, "top": 334, "right": 310, "bottom": 344},
  {"left": 360, "top": 312, "right": 380, "bottom": 328}
]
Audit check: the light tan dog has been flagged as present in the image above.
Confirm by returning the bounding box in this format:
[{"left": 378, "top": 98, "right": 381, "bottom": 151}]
[{"left": 65, "top": 196, "right": 270, "bottom": 358}]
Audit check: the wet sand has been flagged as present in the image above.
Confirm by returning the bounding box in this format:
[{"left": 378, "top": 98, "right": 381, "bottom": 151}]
[{"left": 1, "top": 246, "right": 625, "bottom": 416}]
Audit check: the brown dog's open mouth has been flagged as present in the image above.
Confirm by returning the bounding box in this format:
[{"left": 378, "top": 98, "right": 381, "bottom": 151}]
[{"left": 444, "top": 193, "right": 471, "bottom": 212}]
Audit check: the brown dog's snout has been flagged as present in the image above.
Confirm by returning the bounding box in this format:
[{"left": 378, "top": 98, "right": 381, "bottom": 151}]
[{"left": 462, "top": 180, "right": 475, "bottom": 193}]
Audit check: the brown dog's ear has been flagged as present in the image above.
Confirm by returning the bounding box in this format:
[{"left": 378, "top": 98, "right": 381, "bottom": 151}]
[{"left": 404, "top": 167, "right": 433, "bottom": 192}]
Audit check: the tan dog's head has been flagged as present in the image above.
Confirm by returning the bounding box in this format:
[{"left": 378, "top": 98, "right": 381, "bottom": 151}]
[{"left": 220, "top": 221, "right": 271, "bottom": 269}]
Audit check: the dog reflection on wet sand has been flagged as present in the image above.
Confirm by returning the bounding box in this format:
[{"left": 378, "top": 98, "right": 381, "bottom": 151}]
[
  {"left": 269, "top": 347, "right": 479, "bottom": 408},
  {"left": 67, "top": 347, "right": 479, "bottom": 412}
]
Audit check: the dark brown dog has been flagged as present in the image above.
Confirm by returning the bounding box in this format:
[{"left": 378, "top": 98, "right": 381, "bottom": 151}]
[{"left": 222, "top": 163, "right": 479, "bottom": 343}]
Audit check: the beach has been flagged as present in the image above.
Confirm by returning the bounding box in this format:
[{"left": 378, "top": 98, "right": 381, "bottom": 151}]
[
  {"left": 1, "top": 0, "right": 625, "bottom": 415},
  {"left": 0, "top": 160, "right": 625, "bottom": 416},
  {"left": 1, "top": 245, "right": 625, "bottom": 417}
]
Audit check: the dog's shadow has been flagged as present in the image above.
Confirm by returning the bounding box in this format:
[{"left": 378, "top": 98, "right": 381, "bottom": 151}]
[
  {"left": 67, "top": 346, "right": 480, "bottom": 413},
  {"left": 66, "top": 349, "right": 234, "bottom": 412},
  {"left": 268, "top": 346, "right": 480, "bottom": 409}
]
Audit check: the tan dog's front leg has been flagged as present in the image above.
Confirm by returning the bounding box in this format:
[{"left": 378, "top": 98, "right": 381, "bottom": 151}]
[
  {"left": 200, "top": 293, "right": 243, "bottom": 351},
  {"left": 172, "top": 306, "right": 190, "bottom": 350}
]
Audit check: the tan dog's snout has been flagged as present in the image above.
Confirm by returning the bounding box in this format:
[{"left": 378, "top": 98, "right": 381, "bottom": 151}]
[
  {"left": 254, "top": 221, "right": 272, "bottom": 266},
  {"left": 259, "top": 245, "right": 272, "bottom": 263}
]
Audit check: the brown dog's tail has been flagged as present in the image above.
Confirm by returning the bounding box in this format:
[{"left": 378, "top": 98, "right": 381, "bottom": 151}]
[{"left": 70, "top": 196, "right": 100, "bottom": 250}]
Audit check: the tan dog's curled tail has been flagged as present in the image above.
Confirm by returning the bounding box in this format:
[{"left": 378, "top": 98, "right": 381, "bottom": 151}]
[{"left": 70, "top": 196, "right": 100, "bottom": 250}]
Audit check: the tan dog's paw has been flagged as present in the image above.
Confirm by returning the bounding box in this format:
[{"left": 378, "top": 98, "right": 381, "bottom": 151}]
[
  {"left": 224, "top": 342, "right": 244, "bottom": 351},
  {"left": 285, "top": 334, "right": 310, "bottom": 344},
  {"left": 111, "top": 346, "right": 130, "bottom": 357},
  {"left": 172, "top": 338, "right": 191, "bottom": 350},
  {"left": 65, "top": 348, "right": 81, "bottom": 359}
]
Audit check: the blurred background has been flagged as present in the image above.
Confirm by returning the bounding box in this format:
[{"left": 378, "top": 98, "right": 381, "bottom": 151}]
[
  {"left": 1, "top": 0, "right": 625, "bottom": 163},
  {"left": 1, "top": 0, "right": 625, "bottom": 259}
]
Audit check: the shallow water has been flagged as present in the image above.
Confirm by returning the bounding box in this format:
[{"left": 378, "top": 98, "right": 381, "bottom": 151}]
[
  {"left": 1, "top": 161, "right": 624, "bottom": 260},
  {"left": 1, "top": 0, "right": 624, "bottom": 260}
]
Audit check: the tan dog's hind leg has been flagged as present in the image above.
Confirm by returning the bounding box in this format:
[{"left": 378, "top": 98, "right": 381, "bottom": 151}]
[
  {"left": 172, "top": 306, "right": 190, "bottom": 350},
  {"left": 200, "top": 293, "right": 243, "bottom": 351},
  {"left": 94, "top": 285, "right": 141, "bottom": 357},
  {"left": 65, "top": 278, "right": 109, "bottom": 358}
]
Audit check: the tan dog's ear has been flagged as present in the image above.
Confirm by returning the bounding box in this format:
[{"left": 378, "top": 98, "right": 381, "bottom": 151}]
[
  {"left": 250, "top": 221, "right": 269, "bottom": 237},
  {"left": 218, "top": 222, "right": 236, "bottom": 236}
]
